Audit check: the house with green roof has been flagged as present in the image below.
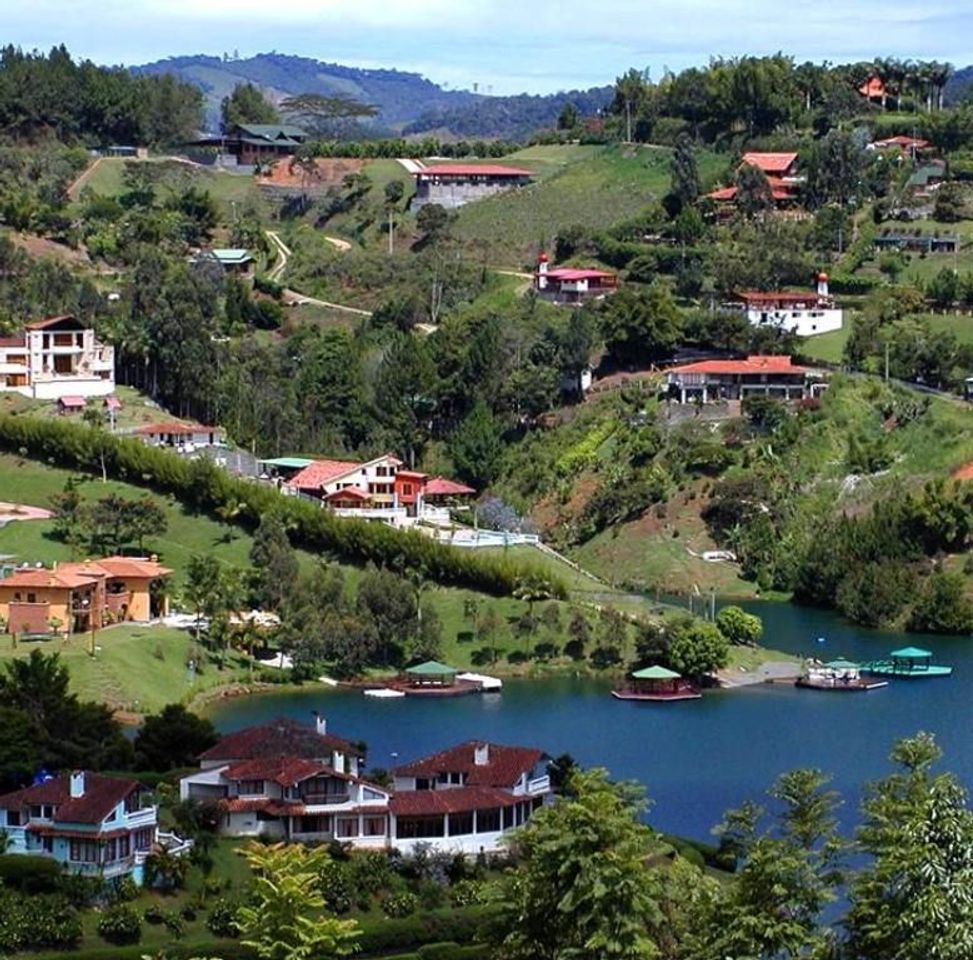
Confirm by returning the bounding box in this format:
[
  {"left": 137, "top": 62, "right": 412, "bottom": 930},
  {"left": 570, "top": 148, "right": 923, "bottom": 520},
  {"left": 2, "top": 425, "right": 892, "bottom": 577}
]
[{"left": 193, "top": 123, "right": 308, "bottom": 166}]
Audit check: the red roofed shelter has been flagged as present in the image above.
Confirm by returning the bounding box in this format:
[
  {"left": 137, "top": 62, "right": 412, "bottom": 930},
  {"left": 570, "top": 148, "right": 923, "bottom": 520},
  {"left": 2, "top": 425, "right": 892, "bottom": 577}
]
[
  {"left": 666, "top": 355, "right": 812, "bottom": 403},
  {"left": 535, "top": 254, "right": 618, "bottom": 304},
  {"left": 413, "top": 163, "right": 532, "bottom": 210}
]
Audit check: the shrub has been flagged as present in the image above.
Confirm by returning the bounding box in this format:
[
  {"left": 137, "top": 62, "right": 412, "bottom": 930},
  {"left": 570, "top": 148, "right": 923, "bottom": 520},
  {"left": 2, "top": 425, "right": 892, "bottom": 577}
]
[
  {"left": 0, "top": 853, "right": 62, "bottom": 893},
  {"left": 143, "top": 904, "right": 165, "bottom": 924},
  {"left": 383, "top": 891, "right": 420, "bottom": 918},
  {"left": 450, "top": 879, "right": 488, "bottom": 907},
  {"left": 417, "top": 943, "right": 463, "bottom": 960},
  {"left": 111, "top": 875, "right": 139, "bottom": 903},
  {"left": 205, "top": 897, "right": 240, "bottom": 938},
  {"left": 97, "top": 904, "right": 142, "bottom": 945}
]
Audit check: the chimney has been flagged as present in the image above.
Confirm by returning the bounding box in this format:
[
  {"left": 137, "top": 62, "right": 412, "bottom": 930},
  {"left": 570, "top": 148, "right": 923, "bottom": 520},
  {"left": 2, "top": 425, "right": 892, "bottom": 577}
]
[
  {"left": 537, "top": 253, "right": 549, "bottom": 290},
  {"left": 816, "top": 272, "right": 829, "bottom": 299},
  {"left": 70, "top": 771, "right": 85, "bottom": 798},
  {"left": 312, "top": 711, "right": 327, "bottom": 736},
  {"left": 474, "top": 742, "right": 490, "bottom": 766}
]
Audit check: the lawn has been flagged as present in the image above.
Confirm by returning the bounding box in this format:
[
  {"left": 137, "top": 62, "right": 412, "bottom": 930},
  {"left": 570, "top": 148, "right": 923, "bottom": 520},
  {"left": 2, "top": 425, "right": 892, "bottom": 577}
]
[
  {"left": 0, "top": 624, "right": 252, "bottom": 714},
  {"left": 453, "top": 143, "right": 724, "bottom": 268},
  {"left": 799, "top": 325, "right": 851, "bottom": 364}
]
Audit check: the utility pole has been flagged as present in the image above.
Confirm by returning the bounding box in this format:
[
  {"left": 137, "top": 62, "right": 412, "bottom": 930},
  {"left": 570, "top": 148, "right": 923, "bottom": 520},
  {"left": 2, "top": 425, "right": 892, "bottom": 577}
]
[{"left": 387, "top": 207, "right": 394, "bottom": 255}]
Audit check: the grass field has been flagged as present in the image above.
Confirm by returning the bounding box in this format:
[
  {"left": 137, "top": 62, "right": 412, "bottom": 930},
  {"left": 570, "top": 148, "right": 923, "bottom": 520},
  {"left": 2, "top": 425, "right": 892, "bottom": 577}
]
[
  {"left": 800, "top": 326, "right": 851, "bottom": 364},
  {"left": 453, "top": 143, "right": 724, "bottom": 268},
  {"left": 0, "top": 385, "right": 182, "bottom": 432}
]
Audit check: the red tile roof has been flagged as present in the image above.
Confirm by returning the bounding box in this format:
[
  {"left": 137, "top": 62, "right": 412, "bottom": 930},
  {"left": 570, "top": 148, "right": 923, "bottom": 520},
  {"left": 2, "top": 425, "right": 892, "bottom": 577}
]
[
  {"left": 706, "top": 181, "right": 797, "bottom": 203},
  {"left": 543, "top": 268, "right": 616, "bottom": 282},
  {"left": 0, "top": 772, "right": 141, "bottom": 824},
  {"left": 859, "top": 76, "right": 886, "bottom": 98},
  {"left": 104, "top": 396, "right": 122, "bottom": 410},
  {"left": 667, "top": 355, "right": 807, "bottom": 376},
  {"left": 736, "top": 290, "right": 821, "bottom": 305},
  {"left": 415, "top": 164, "right": 532, "bottom": 178},
  {"left": 390, "top": 786, "right": 521, "bottom": 816},
  {"left": 323, "top": 487, "right": 371, "bottom": 501},
  {"left": 221, "top": 797, "right": 304, "bottom": 816},
  {"left": 0, "top": 557, "right": 171, "bottom": 590},
  {"left": 741, "top": 152, "right": 798, "bottom": 175},
  {"left": 394, "top": 741, "right": 545, "bottom": 789},
  {"left": 136, "top": 422, "right": 220, "bottom": 436},
  {"left": 58, "top": 396, "right": 86, "bottom": 408},
  {"left": 425, "top": 477, "right": 476, "bottom": 496},
  {"left": 288, "top": 459, "right": 362, "bottom": 491},
  {"left": 199, "top": 718, "right": 362, "bottom": 763},
  {"left": 24, "top": 315, "right": 81, "bottom": 331},
  {"left": 874, "top": 135, "right": 930, "bottom": 150},
  {"left": 223, "top": 757, "right": 327, "bottom": 786}
]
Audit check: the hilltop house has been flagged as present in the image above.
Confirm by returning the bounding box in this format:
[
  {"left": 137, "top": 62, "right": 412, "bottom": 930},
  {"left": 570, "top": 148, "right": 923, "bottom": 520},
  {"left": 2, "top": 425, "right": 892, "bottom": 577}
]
[
  {"left": 666, "top": 355, "right": 820, "bottom": 403},
  {"left": 0, "top": 771, "right": 160, "bottom": 884},
  {"left": 135, "top": 422, "right": 225, "bottom": 449},
  {"left": 0, "top": 315, "right": 114, "bottom": 400},
  {"left": 705, "top": 152, "right": 803, "bottom": 216},
  {"left": 284, "top": 454, "right": 474, "bottom": 527},
  {"left": 412, "top": 163, "right": 532, "bottom": 210},
  {"left": 534, "top": 254, "right": 618, "bottom": 304},
  {"left": 192, "top": 123, "right": 308, "bottom": 167},
  {"left": 0, "top": 556, "right": 172, "bottom": 636},
  {"left": 179, "top": 718, "right": 551, "bottom": 854},
  {"left": 726, "top": 273, "right": 843, "bottom": 337}
]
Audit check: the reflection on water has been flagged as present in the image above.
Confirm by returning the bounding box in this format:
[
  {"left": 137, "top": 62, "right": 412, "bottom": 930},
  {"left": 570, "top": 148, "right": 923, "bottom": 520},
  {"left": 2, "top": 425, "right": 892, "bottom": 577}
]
[{"left": 208, "top": 602, "right": 971, "bottom": 841}]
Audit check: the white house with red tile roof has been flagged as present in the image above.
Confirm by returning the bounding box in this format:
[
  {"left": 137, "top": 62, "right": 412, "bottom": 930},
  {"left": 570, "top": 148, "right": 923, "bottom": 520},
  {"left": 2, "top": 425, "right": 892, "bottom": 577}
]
[
  {"left": 284, "top": 454, "right": 475, "bottom": 528},
  {"left": 666, "top": 355, "right": 819, "bottom": 403},
  {"left": 534, "top": 254, "right": 618, "bottom": 304},
  {"left": 0, "top": 771, "right": 163, "bottom": 883},
  {"left": 135, "top": 422, "right": 225, "bottom": 449},
  {"left": 412, "top": 163, "right": 532, "bottom": 209},
  {"left": 704, "top": 152, "right": 804, "bottom": 214},
  {"left": 727, "top": 273, "right": 843, "bottom": 337},
  {"left": 0, "top": 315, "right": 114, "bottom": 400},
  {"left": 179, "top": 721, "right": 551, "bottom": 854}
]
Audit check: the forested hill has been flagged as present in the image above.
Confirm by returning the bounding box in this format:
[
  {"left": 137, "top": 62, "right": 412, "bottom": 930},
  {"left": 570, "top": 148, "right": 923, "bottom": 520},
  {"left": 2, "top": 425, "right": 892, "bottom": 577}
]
[{"left": 131, "top": 52, "right": 610, "bottom": 137}]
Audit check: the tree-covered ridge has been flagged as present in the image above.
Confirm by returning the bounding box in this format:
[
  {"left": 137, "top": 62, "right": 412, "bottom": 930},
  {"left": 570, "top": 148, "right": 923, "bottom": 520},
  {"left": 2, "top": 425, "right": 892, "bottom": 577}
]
[{"left": 0, "top": 45, "right": 202, "bottom": 146}]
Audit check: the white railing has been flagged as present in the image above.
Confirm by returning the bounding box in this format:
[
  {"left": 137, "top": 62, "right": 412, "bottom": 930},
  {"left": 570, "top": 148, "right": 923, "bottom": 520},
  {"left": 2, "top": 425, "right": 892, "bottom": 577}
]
[
  {"left": 527, "top": 776, "right": 550, "bottom": 794},
  {"left": 124, "top": 806, "right": 158, "bottom": 828}
]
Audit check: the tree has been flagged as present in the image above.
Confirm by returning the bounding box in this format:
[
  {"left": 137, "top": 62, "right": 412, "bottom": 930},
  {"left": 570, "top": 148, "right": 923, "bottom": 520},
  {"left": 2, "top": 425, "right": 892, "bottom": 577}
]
[
  {"left": 686, "top": 769, "right": 844, "bottom": 960},
  {"left": 557, "top": 102, "right": 579, "bottom": 131},
  {"left": 845, "top": 733, "right": 973, "bottom": 960},
  {"left": 415, "top": 202, "right": 454, "bottom": 246},
  {"left": 494, "top": 767, "right": 663, "bottom": 959},
  {"left": 600, "top": 282, "right": 682, "bottom": 367},
  {"left": 735, "top": 162, "right": 774, "bottom": 219},
  {"left": 908, "top": 570, "right": 973, "bottom": 635},
  {"left": 134, "top": 704, "right": 218, "bottom": 771},
  {"left": 933, "top": 181, "right": 965, "bottom": 223},
  {"left": 249, "top": 512, "right": 299, "bottom": 612},
  {"left": 666, "top": 617, "right": 729, "bottom": 679},
  {"left": 448, "top": 398, "right": 502, "bottom": 489},
  {"left": 279, "top": 92, "right": 378, "bottom": 136},
  {"left": 235, "top": 841, "right": 360, "bottom": 960},
  {"left": 669, "top": 133, "right": 701, "bottom": 209},
  {"left": 715, "top": 605, "right": 763, "bottom": 646},
  {"left": 220, "top": 82, "right": 280, "bottom": 131}
]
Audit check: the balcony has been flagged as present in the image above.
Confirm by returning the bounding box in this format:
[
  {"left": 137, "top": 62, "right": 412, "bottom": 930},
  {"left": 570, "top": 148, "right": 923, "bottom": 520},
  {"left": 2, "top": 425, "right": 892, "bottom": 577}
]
[
  {"left": 301, "top": 793, "right": 351, "bottom": 806},
  {"left": 527, "top": 776, "right": 550, "bottom": 794},
  {"left": 124, "top": 806, "right": 158, "bottom": 828}
]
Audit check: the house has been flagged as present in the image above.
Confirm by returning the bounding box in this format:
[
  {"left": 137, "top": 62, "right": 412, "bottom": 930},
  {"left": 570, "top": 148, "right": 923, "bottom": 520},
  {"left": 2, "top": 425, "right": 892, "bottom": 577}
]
[
  {"left": 179, "top": 717, "right": 390, "bottom": 845},
  {"left": 534, "top": 254, "right": 618, "bottom": 304},
  {"left": 726, "top": 273, "right": 843, "bottom": 337},
  {"left": 284, "top": 454, "right": 474, "bottom": 526},
  {"left": 412, "top": 164, "right": 532, "bottom": 210},
  {"left": 704, "top": 152, "right": 803, "bottom": 217},
  {"left": 192, "top": 249, "right": 254, "bottom": 275},
  {"left": 868, "top": 135, "right": 930, "bottom": 155},
  {"left": 907, "top": 161, "right": 947, "bottom": 197},
  {"left": 192, "top": 123, "right": 309, "bottom": 167},
  {"left": 179, "top": 719, "right": 552, "bottom": 855},
  {"left": 390, "top": 740, "right": 551, "bottom": 855},
  {"left": 858, "top": 75, "right": 888, "bottom": 105},
  {"left": 873, "top": 231, "right": 959, "bottom": 254},
  {"left": 0, "top": 315, "right": 114, "bottom": 400},
  {"left": 257, "top": 456, "right": 316, "bottom": 483},
  {"left": 666, "top": 355, "right": 818, "bottom": 403},
  {"left": 57, "top": 395, "right": 86, "bottom": 414},
  {"left": 0, "top": 771, "right": 159, "bottom": 883},
  {"left": 135, "top": 422, "right": 225, "bottom": 449},
  {"left": 0, "top": 556, "right": 172, "bottom": 636}
]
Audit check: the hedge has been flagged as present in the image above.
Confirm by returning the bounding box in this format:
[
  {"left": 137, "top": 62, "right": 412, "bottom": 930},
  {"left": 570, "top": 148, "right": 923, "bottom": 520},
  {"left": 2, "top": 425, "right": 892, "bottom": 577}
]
[
  {"left": 0, "top": 853, "right": 63, "bottom": 893},
  {"left": 0, "top": 415, "right": 565, "bottom": 599}
]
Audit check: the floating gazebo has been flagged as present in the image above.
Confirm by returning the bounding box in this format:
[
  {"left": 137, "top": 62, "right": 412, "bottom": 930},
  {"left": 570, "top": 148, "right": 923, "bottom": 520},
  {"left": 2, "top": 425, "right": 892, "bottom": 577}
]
[
  {"left": 403, "top": 660, "right": 459, "bottom": 689},
  {"left": 612, "top": 665, "right": 701, "bottom": 702},
  {"left": 861, "top": 647, "right": 953, "bottom": 678}
]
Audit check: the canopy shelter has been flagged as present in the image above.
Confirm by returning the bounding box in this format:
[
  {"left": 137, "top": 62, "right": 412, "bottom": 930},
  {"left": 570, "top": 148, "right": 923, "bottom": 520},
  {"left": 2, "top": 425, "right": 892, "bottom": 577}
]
[
  {"left": 613, "top": 665, "right": 701, "bottom": 701},
  {"left": 404, "top": 660, "right": 458, "bottom": 688}
]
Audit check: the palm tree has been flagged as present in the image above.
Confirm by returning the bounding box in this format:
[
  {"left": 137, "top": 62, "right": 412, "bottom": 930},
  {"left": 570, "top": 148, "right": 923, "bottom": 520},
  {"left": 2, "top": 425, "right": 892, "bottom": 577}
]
[
  {"left": 513, "top": 576, "right": 554, "bottom": 654},
  {"left": 930, "top": 61, "right": 954, "bottom": 111}
]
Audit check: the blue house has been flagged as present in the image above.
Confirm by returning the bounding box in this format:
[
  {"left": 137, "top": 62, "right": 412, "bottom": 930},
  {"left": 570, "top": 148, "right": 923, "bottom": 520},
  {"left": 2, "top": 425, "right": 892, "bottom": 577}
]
[{"left": 0, "top": 771, "right": 159, "bottom": 884}]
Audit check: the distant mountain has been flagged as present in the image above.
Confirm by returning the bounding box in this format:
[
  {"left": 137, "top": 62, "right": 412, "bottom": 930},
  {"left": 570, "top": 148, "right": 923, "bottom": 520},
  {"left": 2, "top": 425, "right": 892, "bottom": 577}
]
[
  {"left": 945, "top": 65, "right": 973, "bottom": 105},
  {"left": 130, "top": 52, "right": 610, "bottom": 140}
]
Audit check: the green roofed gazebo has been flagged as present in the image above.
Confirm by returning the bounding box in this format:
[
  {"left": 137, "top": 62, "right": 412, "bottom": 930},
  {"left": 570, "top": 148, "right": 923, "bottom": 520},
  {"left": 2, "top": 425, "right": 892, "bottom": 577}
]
[
  {"left": 861, "top": 646, "right": 952, "bottom": 678},
  {"left": 403, "top": 660, "right": 458, "bottom": 689},
  {"left": 824, "top": 658, "right": 859, "bottom": 671},
  {"left": 613, "top": 664, "right": 701, "bottom": 702},
  {"left": 889, "top": 647, "right": 932, "bottom": 659}
]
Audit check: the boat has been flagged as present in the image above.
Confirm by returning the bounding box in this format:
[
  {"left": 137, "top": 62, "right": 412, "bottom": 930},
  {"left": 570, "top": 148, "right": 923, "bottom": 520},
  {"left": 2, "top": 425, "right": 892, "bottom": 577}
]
[
  {"left": 612, "top": 665, "right": 701, "bottom": 702},
  {"left": 860, "top": 646, "right": 953, "bottom": 678},
  {"left": 796, "top": 658, "right": 888, "bottom": 692},
  {"left": 455, "top": 672, "right": 503, "bottom": 692},
  {"left": 364, "top": 688, "right": 406, "bottom": 699}
]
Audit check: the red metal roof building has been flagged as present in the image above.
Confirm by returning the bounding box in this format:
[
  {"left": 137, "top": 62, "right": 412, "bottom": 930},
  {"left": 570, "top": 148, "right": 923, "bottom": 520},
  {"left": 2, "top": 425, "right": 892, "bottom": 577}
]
[
  {"left": 666, "top": 355, "right": 818, "bottom": 403},
  {"left": 534, "top": 254, "right": 618, "bottom": 304},
  {"left": 413, "top": 163, "right": 532, "bottom": 210}
]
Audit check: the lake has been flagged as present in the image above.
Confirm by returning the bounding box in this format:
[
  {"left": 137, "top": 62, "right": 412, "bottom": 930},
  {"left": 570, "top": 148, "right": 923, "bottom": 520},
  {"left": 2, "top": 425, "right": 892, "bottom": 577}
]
[{"left": 207, "top": 601, "right": 972, "bottom": 842}]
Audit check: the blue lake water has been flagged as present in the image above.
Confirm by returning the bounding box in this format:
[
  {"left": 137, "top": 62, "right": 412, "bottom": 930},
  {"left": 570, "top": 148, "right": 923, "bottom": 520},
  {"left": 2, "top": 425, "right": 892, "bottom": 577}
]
[{"left": 207, "top": 601, "right": 972, "bottom": 842}]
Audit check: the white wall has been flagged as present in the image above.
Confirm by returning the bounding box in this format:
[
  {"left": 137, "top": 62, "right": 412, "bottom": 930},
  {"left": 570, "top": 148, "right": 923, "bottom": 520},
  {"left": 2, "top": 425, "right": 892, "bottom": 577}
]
[{"left": 746, "top": 307, "right": 843, "bottom": 338}]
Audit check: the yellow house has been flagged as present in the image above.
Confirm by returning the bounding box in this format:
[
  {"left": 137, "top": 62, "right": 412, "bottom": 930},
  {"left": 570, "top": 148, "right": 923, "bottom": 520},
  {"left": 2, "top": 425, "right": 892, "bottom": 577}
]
[{"left": 0, "top": 556, "right": 171, "bottom": 636}]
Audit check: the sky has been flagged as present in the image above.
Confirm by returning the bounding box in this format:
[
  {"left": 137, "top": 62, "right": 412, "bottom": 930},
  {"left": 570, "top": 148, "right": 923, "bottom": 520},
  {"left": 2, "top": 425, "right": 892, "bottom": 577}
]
[{"left": 1, "top": 0, "right": 970, "bottom": 95}]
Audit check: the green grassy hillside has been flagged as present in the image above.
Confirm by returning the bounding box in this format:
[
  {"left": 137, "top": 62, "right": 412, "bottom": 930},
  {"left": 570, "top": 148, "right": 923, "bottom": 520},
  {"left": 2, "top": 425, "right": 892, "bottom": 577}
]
[{"left": 453, "top": 143, "right": 725, "bottom": 267}]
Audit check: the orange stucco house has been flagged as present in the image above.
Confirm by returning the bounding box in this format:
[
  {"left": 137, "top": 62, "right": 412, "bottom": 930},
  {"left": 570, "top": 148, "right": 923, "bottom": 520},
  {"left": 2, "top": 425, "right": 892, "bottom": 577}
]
[{"left": 0, "top": 556, "right": 171, "bottom": 636}]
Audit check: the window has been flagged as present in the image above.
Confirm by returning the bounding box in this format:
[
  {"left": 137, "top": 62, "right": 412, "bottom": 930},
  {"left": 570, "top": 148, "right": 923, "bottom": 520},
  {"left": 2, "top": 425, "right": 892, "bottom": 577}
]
[
  {"left": 415, "top": 778, "right": 432, "bottom": 791},
  {"left": 30, "top": 805, "right": 43, "bottom": 819},
  {"left": 363, "top": 788, "right": 385, "bottom": 801},
  {"left": 448, "top": 812, "right": 474, "bottom": 836},
  {"left": 402, "top": 484, "right": 413, "bottom": 496},
  {"left": 437, "top": 772, "right": 449, "bottom": 784},
  {"left": 299, "top": 815, "right": 331, "bottom": 834},
  {"left": 336, "top": 818, "right": 359, "bottom": 838},
  {"left": 133, "top": 828, "right": 153, "bottom": 851},
  {"left": 118, "top": 834, "right": 130, "bottom": 859},
  {"left": 396, "top": 816, "right": 445, "bottom": 839},
  {"left": 363, "top": 816, "right": 386, "bottom": 837},
  {"left": 69, "top": 839, "right": 100, "bottom": 862},
  {"left": 27, "top": 593, "right": 36, "bottom": 603},
  {"left": 238, "top": 780, "right": 264, "bottom": 796},
  {"left": 477, "top": 807, "right": 501, "bottom": 833},
  {"left": 124, "top": 793, "right": 140, "bottom": 813},
  {"left": 6, "top": 810, "right": 21, "bottom": 827},
  {"left": 41, "top": 836, "right": 53, "bottom": 853}
]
